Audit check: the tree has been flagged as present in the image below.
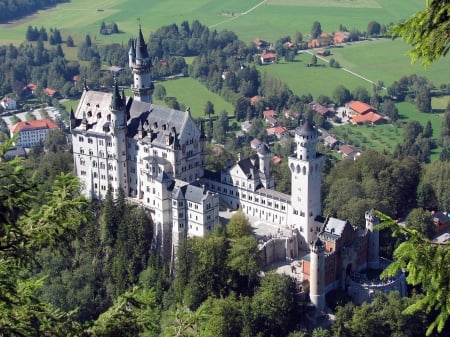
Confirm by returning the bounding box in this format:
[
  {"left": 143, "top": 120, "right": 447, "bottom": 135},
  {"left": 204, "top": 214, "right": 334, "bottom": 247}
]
[
  {"left": 0, "top": 139, "right": 88, "bottom": 336},
  {"left": 153, "top": 84, "right": 167, "bottom": 100},
  {"left": 406, "top": 208, "right": 435, "bottom": 239},
  {"left": 311, "top": 21, "right": 322, "bottom": 39},
  {"left": 204, "top": 100, "right": 215, "bottom": 118},
  {"left": 252, "top": 273, "right": 298, "bottom": 337},
  {"left": 367, "top": 21, "right": 381, "bottom": 36},
  {"left": 66, "top": 35, "right": 74, "bottom": 47},
  {"left": 311, "top": 54, "right": 317, "bottom": 66},
  {"left": 379, "top": 211, "right": 450, "bottom": 335},
  {"left": 295, "top": 31, "right": 303, "bottom": 43},
  {"left": 389, "top": 0, "right": 450, "bottom": 66},
  {"left": 333, "top": 85, "right": 351, "bottom": 106},
  {"left": 416, "top": 86, "right": 432, "bottom": 112},
  {"left": 226, "top": 211, "right": 252, "bottom": 239},
  {"left": 352, "top": 86, "right": 370, "bottom": 103}
]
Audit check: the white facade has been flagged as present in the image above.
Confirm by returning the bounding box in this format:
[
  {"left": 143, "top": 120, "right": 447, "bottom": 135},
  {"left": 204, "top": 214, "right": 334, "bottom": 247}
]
[
  {"left": 71, "top": 27, "right": 328, "bottom": 258},
  {"left": 10, "top": 119, "right": 58, "bottom": 148}
]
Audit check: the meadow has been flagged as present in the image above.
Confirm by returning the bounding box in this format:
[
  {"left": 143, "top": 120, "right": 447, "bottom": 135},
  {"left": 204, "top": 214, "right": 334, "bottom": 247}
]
[
  {"left": 152, "top": 78, "right": 235, "bottom": 119},
  {"left": 0, "top": 0, "right": 425, "bottom": 45}
]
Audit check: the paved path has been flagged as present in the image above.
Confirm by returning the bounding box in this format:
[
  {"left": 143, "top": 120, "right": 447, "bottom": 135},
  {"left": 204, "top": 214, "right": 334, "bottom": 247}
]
[
  {"left": 304, "top": 50, "right": 386, "bottom": 90},
  {"left": 209, "top": 0, "right": 267, "bottom": 29}
]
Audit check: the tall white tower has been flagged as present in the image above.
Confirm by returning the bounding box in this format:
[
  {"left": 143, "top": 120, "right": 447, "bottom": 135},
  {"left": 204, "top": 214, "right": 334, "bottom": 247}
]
[
  {"left": 310, "top": 237, "right": 326, "bottom": 313},
  {"left": 129, "top": 26, "right": 154, "bottom": 103},
  {"left": 288, "top": 120, "right": 324, "bottom": 245},
  {"left": 110, "top": 81, "right": 128, "bottom": 196}
]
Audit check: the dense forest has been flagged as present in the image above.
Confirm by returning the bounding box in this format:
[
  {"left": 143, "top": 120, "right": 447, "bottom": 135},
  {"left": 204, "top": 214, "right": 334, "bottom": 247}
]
[
  {"left": 3, "top": 128, "right": 450, "bottom": 336},
  {"left": 0, "top": 0, "right": 68, "bottom": 23}
]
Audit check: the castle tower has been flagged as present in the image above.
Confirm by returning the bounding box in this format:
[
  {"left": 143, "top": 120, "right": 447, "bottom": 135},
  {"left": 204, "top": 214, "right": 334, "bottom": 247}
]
[
  {"left": 258, "top": 143, "right": 274, "bottom": 189},
  {"left": 129, "top": 25, "right": 154, "bottom": 103},
  {"left": 288, "top": 120, "right": 324, "bottom": 244},
  {"left": 310, "top": 237, "right": 326, "bottom": 312},
  {"left": 110, "top": 80, "right": 128, "bottom": 196},
  {"left": 366, "top": 209, "right": 380, "bottom": 269}
]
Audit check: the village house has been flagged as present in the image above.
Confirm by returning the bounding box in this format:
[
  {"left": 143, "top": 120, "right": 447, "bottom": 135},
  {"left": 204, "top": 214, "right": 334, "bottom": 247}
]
[
  {"left": 266, "top": 126, "right": 289, "bottom": 139},
  {"left": 260, "top": 52, "right": 277, "bottom": 64},
  {"left": 310, "top": 102, "right": 335, "bottom": 119},
  {"left": 345, "top": 100, "right": 385, "bottom": 125},
  {"left": 339, "top": 144, "right": 360, "bottom": 160}
]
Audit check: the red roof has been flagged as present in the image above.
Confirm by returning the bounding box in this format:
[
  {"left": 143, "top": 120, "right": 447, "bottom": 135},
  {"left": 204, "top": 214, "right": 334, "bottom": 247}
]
[
  {"left": 263, "top": 109, "right": 276, "bottom": 118},
  {"left": 351, "top": 112, "right": 384, "bottom": 125},
  {"left": 44, "top": 88, "right": 57, "bottom": 96},
  {"left": 251, "top": 95, "right": 263, "bottom": 104},
  {"left": 10, "top": 119, "right": 58, "bottom": 133},
  {"left": 266, "top": 126, "right": 287, "bottom": 135},
  {"left": 347, "top": 101, "right": 377, "bottom": 115},
  {"left": 261, "top": 52, "right": 276, "bottom": 60}
]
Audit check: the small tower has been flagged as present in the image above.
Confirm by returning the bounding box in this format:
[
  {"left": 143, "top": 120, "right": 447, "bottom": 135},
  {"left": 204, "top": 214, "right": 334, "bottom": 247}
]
[
  {"left": 257, "top": 143, "right": 274, "bottom": 189},
  {"left": 109, "top": 80, "right": 128, "bottom": 197},
  {"left": 366, "top": 209, "right": 380, "bottom": 269},
  {"left": 129, "top": 25, "right": 154, "bottom": 103},
  {"left": 309, "top": 237, "right": 326, "bottom": 313}
]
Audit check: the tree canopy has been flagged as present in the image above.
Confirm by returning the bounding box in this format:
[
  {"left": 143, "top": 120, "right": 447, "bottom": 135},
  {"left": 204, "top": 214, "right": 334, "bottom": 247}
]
[{"left": 390, "top": 0, "right": 450, "bottom": 66}]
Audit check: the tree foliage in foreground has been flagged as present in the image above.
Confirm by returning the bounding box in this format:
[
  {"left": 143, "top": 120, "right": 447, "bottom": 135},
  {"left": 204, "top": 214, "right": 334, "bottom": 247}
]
[
  {"left": 378, "top": 211, "right": 450, "bottom": 335},
  {"left": 390, "top": 0, "right": 450, "bottom": 66},
  {"left": 0, "top": 139, "right": 89, "bottom": 336}
]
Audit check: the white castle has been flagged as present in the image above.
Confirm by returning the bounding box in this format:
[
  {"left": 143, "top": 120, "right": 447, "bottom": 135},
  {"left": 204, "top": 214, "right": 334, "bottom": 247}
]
[{"left": 71, "top": 26, "right": 405, "bottom": 308}]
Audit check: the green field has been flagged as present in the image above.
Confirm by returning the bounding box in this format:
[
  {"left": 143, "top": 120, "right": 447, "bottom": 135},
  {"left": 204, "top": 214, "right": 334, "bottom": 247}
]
[
  {"left": 259, "top": 53, "right": 373, "bottom": 98},
  {"left": 153, "top": 77, "right": 235, "bottom": 118},
  {"left": 0, "top": 0, "right": 425, "bottom": 45}
]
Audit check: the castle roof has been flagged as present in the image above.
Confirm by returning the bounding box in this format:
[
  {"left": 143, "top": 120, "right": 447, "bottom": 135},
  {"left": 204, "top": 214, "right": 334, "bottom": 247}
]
[
  {"left": 296, "top": 120, "right": 317, "bottom": 137},
  {"left": 136, "top": 27, "right": 149, "bottom": 60}
]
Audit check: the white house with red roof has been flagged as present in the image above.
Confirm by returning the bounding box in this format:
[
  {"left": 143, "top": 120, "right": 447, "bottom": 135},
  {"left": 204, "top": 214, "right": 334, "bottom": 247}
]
[{"left": 10, "top": 119, "right": 58, "bottom": 147}]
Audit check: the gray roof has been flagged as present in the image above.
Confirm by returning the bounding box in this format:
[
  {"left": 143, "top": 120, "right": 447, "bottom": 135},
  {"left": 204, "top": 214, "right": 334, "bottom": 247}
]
[
  {"left": 257, "top": 143, "right": 271, "bottom": 155},
  {"left": 73, "top": 90, "right": 200, "bottom": 149},
  {"left": 323, "top": 217, "right": 348, "bottom": 237},
  {"left": 296, "top": 120, "right": 317, "bottom": 137},
  {"left": 171, "top": 181, "right": 209, "bottom": 203},
  {"left": 136, "top": 27, "right": 149, "bottom": 60}
]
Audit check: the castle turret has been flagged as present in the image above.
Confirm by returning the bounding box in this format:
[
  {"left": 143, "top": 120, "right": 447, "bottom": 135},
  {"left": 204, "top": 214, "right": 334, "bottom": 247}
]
[
  {"left": 309, "top": 237, "right": 326, "bottom": 313},
  {"left": 130, "top": 25, "right": 154, "bottom": 103},
  {"left": 109, "top": 80, "right": 128, "bottom": 197},
  {"left": 258, "top": 143, "right": 274, "bottom": 189},
  {"left": 366, "top": 209, "right": 380, "bottom": 269}
]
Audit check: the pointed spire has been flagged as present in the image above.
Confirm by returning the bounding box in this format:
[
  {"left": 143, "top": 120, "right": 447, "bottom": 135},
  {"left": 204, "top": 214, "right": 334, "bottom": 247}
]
[
  {"left": 136, "top": 23, "right": 149, "bottom": 60},
  {"left": 83, "top": 78, "right": 89, "bottom": 91},
  {"left": 138, "top": 119, "right": 144, "bottom": 139},
  {"left": 128, "top": 38, "right": 135, "bottom": 56},
  {"left": 81, "top": 111, "right": 87, "bottom": 131},
  {"left": 70, "top": 107, "right": 75, "bottom": 120},
  {"left": 111, "top": 78, "right": 124, "bottom": 111}
]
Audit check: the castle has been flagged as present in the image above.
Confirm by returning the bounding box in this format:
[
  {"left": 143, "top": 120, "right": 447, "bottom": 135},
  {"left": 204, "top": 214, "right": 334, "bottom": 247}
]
[{"left": 71, "top": 26, "right": 405, "bottom": 309}]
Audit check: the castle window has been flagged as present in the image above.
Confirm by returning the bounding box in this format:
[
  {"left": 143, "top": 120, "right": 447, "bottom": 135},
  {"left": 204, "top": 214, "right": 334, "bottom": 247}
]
[
  {"left": 79, "top": 136, "right": 84, "bottom": 142},
  {"left": 93, "top": 161, "right": 98, "bottom": 168},
  {"left": 107, "top": 114, "right": 111, "bottom": 122},
  {"left": 80, "top": 159, "right": 85, "bottom": 166},
  {"left": 87, "top": 111, "right": 92, "bottom": 117},
  {"left": 93, "top": 172, "right": 98, "bottom": 178},
  {"left": 97, "top": 112, "right": 101, "bottom": 119},
  {"left": 80, "top": 148, "right": 85, "bottom": 154}
]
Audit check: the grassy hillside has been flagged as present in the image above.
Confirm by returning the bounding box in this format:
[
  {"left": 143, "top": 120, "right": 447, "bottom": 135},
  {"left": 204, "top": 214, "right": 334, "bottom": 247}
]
[{"left": 0, "top": 0, "right": 425, "bottom": 45}]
